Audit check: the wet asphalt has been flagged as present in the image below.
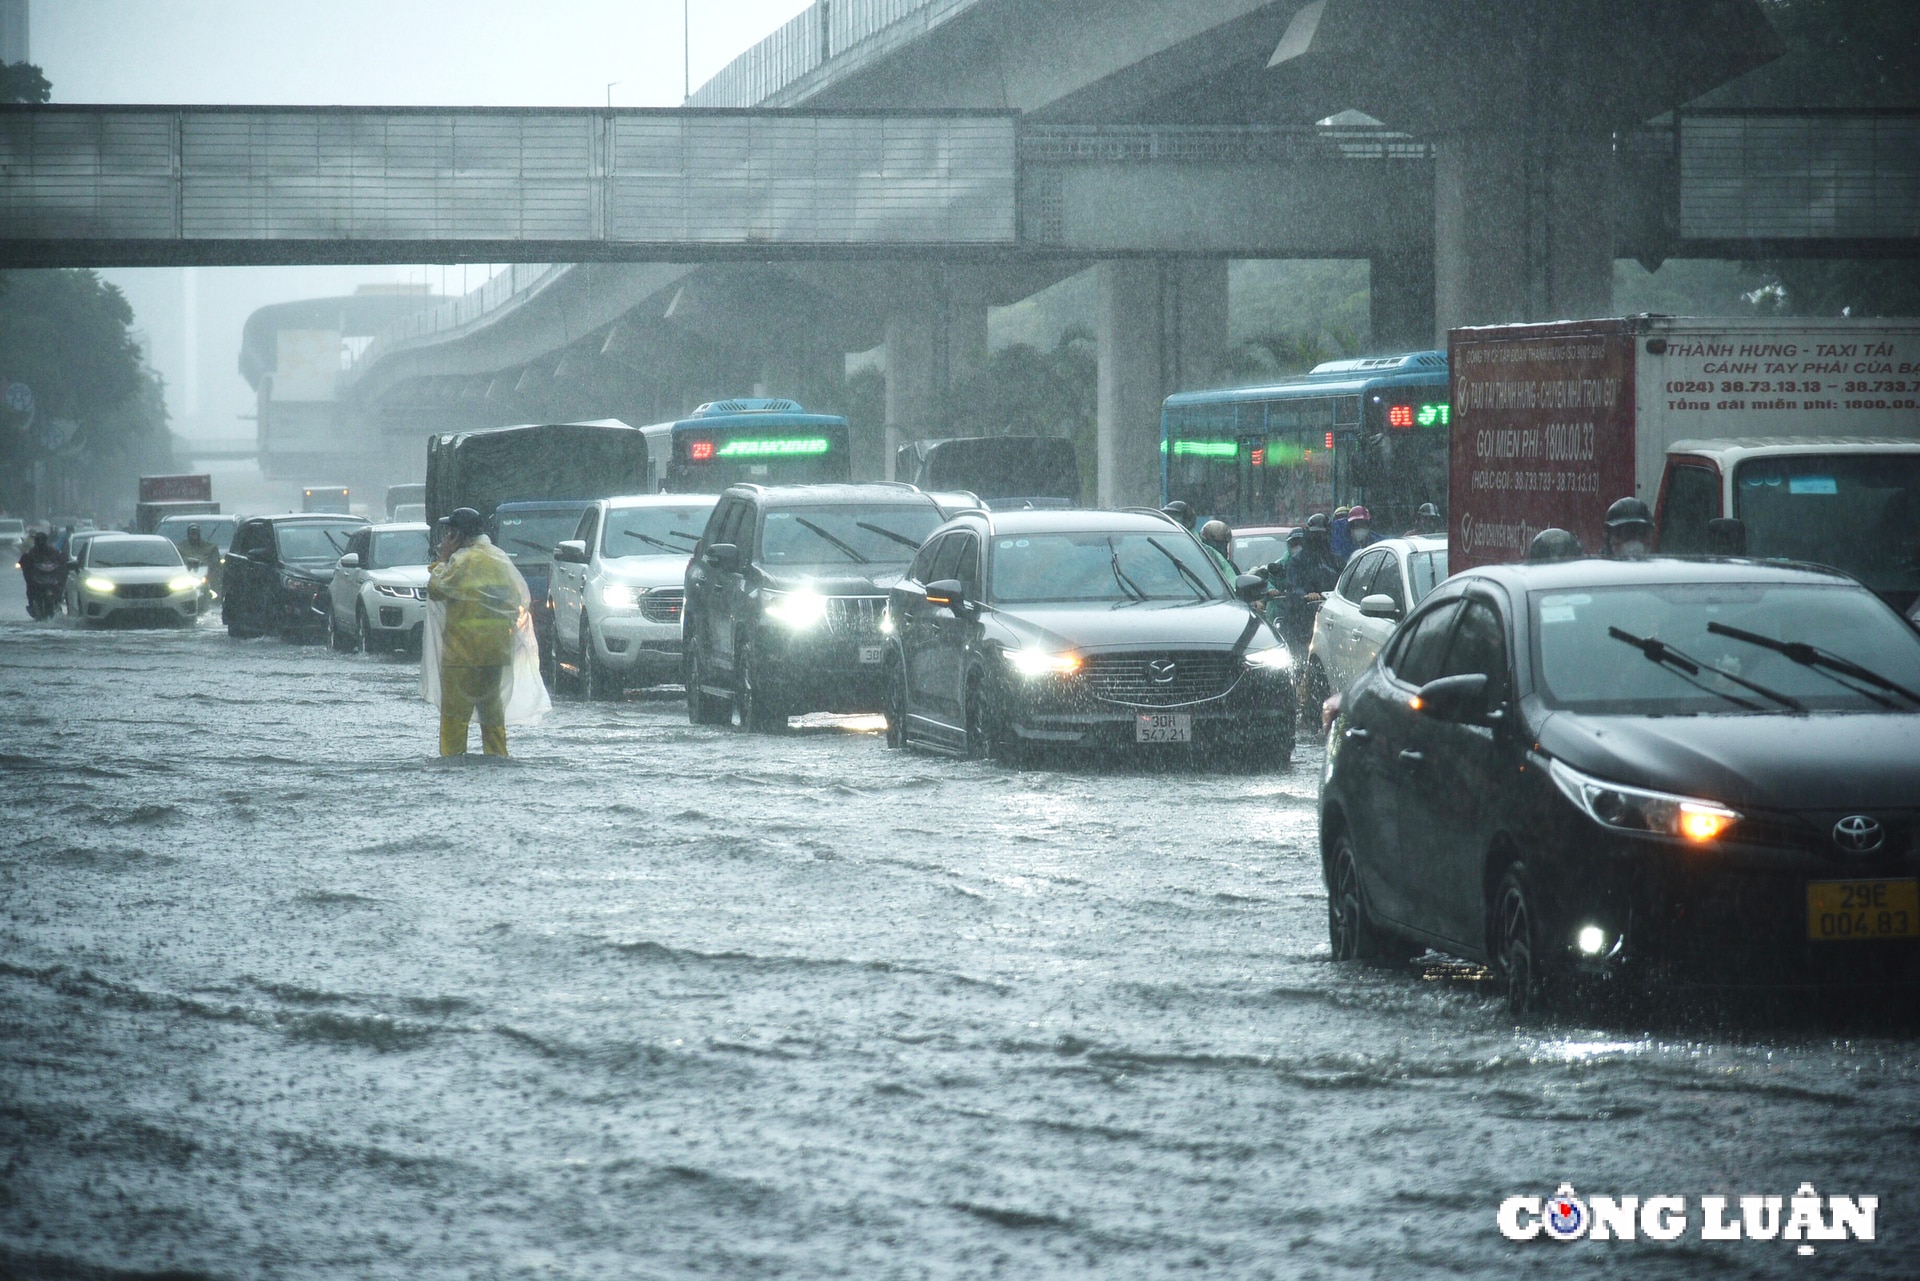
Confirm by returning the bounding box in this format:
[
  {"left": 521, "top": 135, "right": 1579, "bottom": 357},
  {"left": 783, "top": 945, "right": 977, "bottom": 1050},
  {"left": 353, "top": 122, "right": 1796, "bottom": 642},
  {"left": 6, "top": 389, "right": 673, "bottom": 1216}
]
[{"left": 2, "top": 570, "right": 1917, "bottom": 1280}]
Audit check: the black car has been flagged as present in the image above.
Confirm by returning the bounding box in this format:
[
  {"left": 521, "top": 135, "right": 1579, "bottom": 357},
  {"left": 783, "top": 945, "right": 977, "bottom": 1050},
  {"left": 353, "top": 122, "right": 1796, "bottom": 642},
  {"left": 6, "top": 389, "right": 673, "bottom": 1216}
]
[
  {"left": 883, "top": 508, "right": 1296, "bottom": 765},
  {"left": 683, "top": 484, "right": 946, "bottom": 731},
  {"left": 1320, "top": 557, "right": 1920, "bottom": 1012},
  {"left": 221, "top": 513, "right": 368, "bottom": 640}
]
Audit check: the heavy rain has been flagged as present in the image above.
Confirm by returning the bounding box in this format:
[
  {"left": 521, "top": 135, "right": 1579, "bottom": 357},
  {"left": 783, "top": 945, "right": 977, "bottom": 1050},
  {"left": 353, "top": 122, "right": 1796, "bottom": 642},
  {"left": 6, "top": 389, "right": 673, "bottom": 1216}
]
[{"left": 5, "top": 1, "right": 1920, "bottom": 1278}]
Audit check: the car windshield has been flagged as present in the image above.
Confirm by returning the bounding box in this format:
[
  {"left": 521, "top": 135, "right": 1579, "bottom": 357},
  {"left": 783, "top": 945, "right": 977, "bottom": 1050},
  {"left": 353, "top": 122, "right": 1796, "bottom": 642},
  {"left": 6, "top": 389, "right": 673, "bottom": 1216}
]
[
  {"left": 1407, "top": 549, "right": 1448, "bottom": 603},
  {"left": 603, "top": 505, "right": 710, "bottom": 558},
  {"left": 759, "top": 505, "right": 941, "bottom": 568},
  {"left": 0, "top": 519, "right": 24, "bottom": 534},
  {"left": 277, "top": 524, "right": 361, "bottom": 561},
  {"left": 1532, "top": 582, "right": 1920, "bottom": 715},
  {"left": 88, "top": 538, "right": 183, "bottom": 568},
  {"left": 990, "top": 530, "right": 1229, "bottom": 604},
  {"left": 1235, "top": 533, "right": 1290, "bottom": 570},
  {"left": 1733, "top": 454, "right": 1920, "bottom": 597},
  {"left": 158, "top": 518, "right": 236, "bottom": 550},
  {"left": 494, "top": 510, "right": 587, "bottom": 564},
  {"left": 370, "top": 530, "right": 430, "bottom": 569}
]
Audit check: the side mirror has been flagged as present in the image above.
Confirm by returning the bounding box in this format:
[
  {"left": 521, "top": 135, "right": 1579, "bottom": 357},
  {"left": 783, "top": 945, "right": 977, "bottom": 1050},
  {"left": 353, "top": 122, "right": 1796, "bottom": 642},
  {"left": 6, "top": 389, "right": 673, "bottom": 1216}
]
[
  {"left": 924, "top": 578, "right": 968, "bottom": 611},
  {"left": 1413, "top": 672, "right": 1491, "bottom": 722},
  {"left": 704, "top": 543, "right": 741, "bottom": 573},
  {"left": 1234, "top": 573, "right": 1267, "bottom": 603},
  {"left": 336, "top": 553, "right": 361, "bottom": 570},
  {"left": 1359, "top": 593, "right": 1401, "bottom": 620},
  {"left": 553, "top": 540, "right": 589, "bottom": 565}
]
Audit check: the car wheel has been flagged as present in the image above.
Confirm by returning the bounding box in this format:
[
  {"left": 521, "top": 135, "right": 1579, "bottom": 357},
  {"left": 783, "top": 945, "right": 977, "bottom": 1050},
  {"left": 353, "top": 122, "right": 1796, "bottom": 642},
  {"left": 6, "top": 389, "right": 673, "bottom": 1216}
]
[
  {"left": 1495, "top": 865, "right": 1551, "bottom": 1018},
  {"left": 328, "top": 603, "right": 353, "bottom": 651},
  {"left": 1302, "top": 657, "right": 1332, "bottom": 727},
  {"left": 539, "top": 631, "right": 557, "bottom": 689},
  {"left": 734, "top": 642, "right": 784, "bottom": 733},
  {"left": 686, "top": 647, "right": 729, "bottom": 725},
  {"left": 1327, "top": 834, "right": 1386, "bottom": 962},
  {"left": 356, "top": 603, "right": 382, "bottom": 654},
  {"left": 224, "top": 595, "right": 260, "bottom": 640},
  {"left": 963, "top": 676, "right": 991, "bottom": 761},
  {"left": 977, "top": 676, "right": 1026, "bottom": 767},
  {"left": 883, "top": 657, "right": 908, "bottom": 749},
  {"left": 582, "top": 616, "right": 619, "bottom": 702}
]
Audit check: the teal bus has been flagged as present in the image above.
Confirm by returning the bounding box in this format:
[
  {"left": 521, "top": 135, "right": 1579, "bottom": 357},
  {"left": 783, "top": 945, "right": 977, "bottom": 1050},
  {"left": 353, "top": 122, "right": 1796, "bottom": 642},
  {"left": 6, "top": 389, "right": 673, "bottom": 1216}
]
[
  {"left": 641, "top": 399, "right": 853, "bottom": 494},
  {"left": 1160, "top": 352, "right": 1450, "bottom": 532}
]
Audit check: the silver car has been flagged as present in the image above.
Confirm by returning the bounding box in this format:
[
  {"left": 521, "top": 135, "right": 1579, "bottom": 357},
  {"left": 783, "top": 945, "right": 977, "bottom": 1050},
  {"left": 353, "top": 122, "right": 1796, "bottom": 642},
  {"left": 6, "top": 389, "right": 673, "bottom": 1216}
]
[
  {"left": 1304, "top": 535, "right": 1448, "bottom": 704},
  {"left": 325, "top": 523, "right": 432, "bottom": 653},
  {"left": 547, "top": 494, "right": 718, "bottom": 699}
]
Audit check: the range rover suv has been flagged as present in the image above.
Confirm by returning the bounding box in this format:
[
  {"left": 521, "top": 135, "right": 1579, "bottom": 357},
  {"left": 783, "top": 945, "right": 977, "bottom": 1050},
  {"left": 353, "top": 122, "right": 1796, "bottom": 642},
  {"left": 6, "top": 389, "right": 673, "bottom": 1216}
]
[{"left": 683, "top": 484, "right": 945, "bottom": 731}]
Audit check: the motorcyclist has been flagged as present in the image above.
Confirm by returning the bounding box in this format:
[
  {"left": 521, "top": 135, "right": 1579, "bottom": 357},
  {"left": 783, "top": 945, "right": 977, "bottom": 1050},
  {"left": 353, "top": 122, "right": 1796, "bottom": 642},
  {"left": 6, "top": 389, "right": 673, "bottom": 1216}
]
[
  {"left": 1280, "top": 518, "right": 1340, "bottom": 659},
  {"left": 1408, "top": 502, "right": 1444, "bottom": 536},
  {"left": 1346, "top": 505, "right": 1377, "bottom": 553},
  {"left": 178, "top": 523, "right": 215, "bottom": 571},
  {"left": 1198, "top": 519, "right": 1237, "bottom": 576},
  {"left": 1160, "top": 500, "right": 1197, "bottom": 532},
  {"left": 19, "top": 531, "right": 67, "bottom": 619},
  {"left": 1602, "top": 496, "right": 1656, "bottom": 559},
  {"left": 1525, "top": 528, "right": 1585, "bottom": 563},
  {"left": 1330, "top": 506, "right": 1353, "bottom": 564}
]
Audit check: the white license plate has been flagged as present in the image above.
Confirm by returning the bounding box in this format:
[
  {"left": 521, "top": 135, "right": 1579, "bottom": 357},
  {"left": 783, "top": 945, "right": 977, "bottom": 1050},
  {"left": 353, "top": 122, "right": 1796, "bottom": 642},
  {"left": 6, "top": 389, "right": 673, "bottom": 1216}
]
[
  {"left": 1135, "top": 712, "right": 1192, "bottom": 744},
  {"left": 858, "top": 646, "right": 884, "bottom": 665}
]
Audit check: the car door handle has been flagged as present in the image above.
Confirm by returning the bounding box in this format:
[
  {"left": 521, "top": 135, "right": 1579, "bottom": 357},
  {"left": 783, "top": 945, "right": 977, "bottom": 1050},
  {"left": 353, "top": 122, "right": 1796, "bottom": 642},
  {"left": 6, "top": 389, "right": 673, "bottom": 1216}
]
[{"left": 1398, "top": 749, "right": 1424, "bottom": 766}]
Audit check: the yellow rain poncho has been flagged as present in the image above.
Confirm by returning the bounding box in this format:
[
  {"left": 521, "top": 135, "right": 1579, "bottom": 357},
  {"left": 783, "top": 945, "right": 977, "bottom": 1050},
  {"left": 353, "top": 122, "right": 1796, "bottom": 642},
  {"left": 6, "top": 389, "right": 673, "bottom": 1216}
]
[{"left": 423, "top": 534, "right": 549, "bottom": 755}]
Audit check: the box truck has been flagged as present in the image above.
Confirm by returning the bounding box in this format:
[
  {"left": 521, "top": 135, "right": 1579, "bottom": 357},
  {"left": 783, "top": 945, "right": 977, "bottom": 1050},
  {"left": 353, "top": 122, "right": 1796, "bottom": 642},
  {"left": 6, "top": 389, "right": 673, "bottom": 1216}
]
[{"left": 1448, "top": 316, "right": 1920, "bottom": 612}]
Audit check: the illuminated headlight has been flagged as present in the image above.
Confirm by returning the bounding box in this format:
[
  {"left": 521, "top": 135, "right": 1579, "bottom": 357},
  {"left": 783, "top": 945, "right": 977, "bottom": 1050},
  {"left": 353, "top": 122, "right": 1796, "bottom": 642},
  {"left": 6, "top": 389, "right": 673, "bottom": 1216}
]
[
  {"left": 762, "top": 588, "right": 827, "bottom": 630},
  {"left": 1245, "top": 645, "right": 1294, "bottom": 672},
  {"left": 1576, "top": 925, "right": 1608, "bottom": 955},
  {"left": 1549, "top": 758, "right": 1739, "bottom": 844},
  {"left": 84, "top": 575, "right": 115, "bottom": 594},
  {"left": 168, "top": 574, "right": 201, "bottom": 593},
  {"left": 375, "top": 583, "right": 418, "bottom": 599},
  {"left": 878, "top": 610, "right": 895, "bottom": 636},
  {"left": 600, "top": 584, "right": 642, "bottom": 610},
  {"left": 1006, "top": 648, "right": 1081, "bottom": 678}
]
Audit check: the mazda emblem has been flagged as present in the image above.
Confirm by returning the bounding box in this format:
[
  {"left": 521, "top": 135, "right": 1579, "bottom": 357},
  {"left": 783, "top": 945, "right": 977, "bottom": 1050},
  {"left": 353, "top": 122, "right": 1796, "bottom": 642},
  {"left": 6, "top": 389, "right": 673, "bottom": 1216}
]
[
  {"left": 1147, "top": 659, "right": 1179, "bottom": 684},
  {"left": 1833, "top": 815, "right": 1885, "bottom": 853}
]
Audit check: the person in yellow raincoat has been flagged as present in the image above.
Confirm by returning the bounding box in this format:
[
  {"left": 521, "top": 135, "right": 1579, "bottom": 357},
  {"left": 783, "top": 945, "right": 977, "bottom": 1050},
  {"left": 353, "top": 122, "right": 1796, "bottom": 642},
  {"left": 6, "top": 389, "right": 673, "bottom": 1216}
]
[{"left": 425, "top": 507, "right": 549, "bottom": 756}]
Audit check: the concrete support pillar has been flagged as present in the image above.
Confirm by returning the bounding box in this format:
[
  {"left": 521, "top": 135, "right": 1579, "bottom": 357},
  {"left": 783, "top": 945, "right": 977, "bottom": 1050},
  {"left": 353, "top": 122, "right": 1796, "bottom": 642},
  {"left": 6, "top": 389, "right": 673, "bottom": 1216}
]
[
  {"left": 882, "top": 293, "right": 989, "bottom": 479},
  {"left": 1095, "top": 258, "right": 1227, "bottom": 508},
  {"left": 1433, "top": 132, "right": 1614, "bottom": 344},
  {"left": 1369, "top": 249, "right": 1436, "bottom": 354}
]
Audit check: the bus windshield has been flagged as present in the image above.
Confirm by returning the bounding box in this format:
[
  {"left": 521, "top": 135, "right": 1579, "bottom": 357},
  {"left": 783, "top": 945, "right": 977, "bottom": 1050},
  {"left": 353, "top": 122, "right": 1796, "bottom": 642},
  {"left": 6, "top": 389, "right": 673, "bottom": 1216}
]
[{"left": 667, "top": 422, "right": 851, "bottom": 492}]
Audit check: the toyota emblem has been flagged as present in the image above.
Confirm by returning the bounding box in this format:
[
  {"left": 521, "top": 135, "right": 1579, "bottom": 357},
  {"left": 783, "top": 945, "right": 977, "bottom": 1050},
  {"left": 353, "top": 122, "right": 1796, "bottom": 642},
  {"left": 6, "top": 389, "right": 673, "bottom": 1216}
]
[
  {"left": 1147, "top": 659, "right": 1179, "bottom": 684},
  {"left": 1833, "top": 815, "right": 1885, "bottom": 853}
]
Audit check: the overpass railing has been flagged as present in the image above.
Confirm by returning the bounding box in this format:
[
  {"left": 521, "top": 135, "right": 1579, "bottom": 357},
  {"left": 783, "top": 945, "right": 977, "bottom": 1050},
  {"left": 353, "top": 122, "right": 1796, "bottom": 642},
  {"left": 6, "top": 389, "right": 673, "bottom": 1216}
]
[{"left": 692, "top": 0, "right": 977, "bottom": 108}]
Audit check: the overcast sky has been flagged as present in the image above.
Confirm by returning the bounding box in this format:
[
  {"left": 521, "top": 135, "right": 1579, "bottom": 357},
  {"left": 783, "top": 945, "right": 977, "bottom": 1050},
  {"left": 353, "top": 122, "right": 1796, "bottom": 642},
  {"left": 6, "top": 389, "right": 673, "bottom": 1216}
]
[{"left": 32, "top": 1, "right": 813, "bottom": 441}]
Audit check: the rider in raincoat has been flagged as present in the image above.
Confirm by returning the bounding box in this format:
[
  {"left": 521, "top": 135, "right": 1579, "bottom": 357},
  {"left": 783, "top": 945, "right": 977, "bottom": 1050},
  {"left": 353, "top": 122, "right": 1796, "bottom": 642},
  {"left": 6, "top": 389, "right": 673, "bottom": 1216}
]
[{"left": 424, "top": 508, "right": 550, "bottom": 756}]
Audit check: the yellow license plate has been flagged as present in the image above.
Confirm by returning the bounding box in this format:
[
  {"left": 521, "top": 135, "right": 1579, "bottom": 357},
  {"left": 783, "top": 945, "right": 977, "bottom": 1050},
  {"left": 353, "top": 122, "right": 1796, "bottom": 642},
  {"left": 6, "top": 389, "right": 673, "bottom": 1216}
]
[{"left": 1807, "top": 879, "right": 1920, "bottom": 942}]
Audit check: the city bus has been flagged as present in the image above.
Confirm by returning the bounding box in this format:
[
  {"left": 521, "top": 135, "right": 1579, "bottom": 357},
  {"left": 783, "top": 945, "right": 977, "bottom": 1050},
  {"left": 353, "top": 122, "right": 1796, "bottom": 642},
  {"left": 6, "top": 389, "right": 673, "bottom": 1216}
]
[
  {"left": 641, "top": 399, "right": 853, "bottom": 494},
  {"left": 1160, "top": 352, "right": 1450, "bottom": 533}
]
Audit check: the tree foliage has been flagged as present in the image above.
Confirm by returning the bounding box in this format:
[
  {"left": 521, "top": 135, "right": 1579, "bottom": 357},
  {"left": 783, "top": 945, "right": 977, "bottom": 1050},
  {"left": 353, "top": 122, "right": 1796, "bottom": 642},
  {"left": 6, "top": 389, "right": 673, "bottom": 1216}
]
[{"left": 0, "top": 61, "right": 51, "bottom": 104}]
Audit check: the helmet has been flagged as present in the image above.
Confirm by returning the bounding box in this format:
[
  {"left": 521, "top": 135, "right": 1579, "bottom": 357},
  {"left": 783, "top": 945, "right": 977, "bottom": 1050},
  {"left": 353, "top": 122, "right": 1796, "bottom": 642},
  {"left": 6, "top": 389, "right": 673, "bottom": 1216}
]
[
  {"left": 448, "top": 507, "right": 485, "bottom": 537},
  {"left": 186, "top": 523, "right": 201, "bottom": 537},
  {"left": 1333, "top": 506, "right": 1351, "bottom": 520},
  {"left": 31, "top": 530, "right": 48, "bottom": 547},
  {"left": 1200, "top": 519, "right": 1232, "bottom": 549},
  {"left": 1305, "top": 513, "right": 1331, "bottom": 534},
  {"left": 1525, "top": 528, "right": 1584, "bottom": 562},
  {"left": 1286, "top": 527, "right": 1305, "bottom": 544},
  {"left": 1161, "top": 500, "right": 1196, "bottom": 530},
  {"left": 1416, "top": 502, "right": 1440, "bottom": 520},
  {"left": 1346, "top": 505, "right": 1372, "bottom": 524},
  {"left": 1603, "top": 496, "right": 1654, "bottom": 532}
]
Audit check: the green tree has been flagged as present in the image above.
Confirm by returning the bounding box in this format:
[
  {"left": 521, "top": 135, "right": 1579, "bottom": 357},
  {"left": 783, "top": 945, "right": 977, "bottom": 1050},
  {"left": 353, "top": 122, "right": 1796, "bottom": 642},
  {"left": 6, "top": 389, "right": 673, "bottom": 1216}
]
[{"left": 0, "top": 61, "right": 51, "bottom": 104}]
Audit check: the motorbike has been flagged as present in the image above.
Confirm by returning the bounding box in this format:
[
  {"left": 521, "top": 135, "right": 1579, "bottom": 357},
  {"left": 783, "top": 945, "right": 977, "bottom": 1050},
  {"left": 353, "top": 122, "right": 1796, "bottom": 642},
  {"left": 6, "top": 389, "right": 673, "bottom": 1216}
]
[{"left": 24, "top": 564, "right": 66, "bottom": 620}]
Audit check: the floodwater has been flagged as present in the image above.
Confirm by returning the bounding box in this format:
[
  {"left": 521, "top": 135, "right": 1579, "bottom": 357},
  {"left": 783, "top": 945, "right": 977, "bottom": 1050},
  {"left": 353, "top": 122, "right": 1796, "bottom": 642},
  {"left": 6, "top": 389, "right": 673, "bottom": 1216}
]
[{"left": 2, "top": 573, "right": 1916, "bottom": 1280}]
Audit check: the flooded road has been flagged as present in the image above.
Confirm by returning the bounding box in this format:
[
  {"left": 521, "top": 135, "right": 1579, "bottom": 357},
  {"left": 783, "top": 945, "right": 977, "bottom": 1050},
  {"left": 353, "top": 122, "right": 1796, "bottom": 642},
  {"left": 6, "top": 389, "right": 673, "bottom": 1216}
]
[{"left": 3, "top": 572, "right": 1916, "bottom": 1280}]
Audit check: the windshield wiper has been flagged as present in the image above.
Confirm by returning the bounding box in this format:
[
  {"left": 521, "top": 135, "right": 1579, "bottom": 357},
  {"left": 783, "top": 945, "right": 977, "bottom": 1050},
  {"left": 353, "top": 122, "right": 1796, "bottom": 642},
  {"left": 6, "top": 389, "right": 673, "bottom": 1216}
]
[
  {"left": 620, "top": 530, "right": 685, "bottom": 554},
  {"left": 511, "top": 538, "right": 555, "bottom": 556},
  {"left": 1146, "top": 537, "right": 1214, "bottom": 600},
  {"left": 1106, "top": 538, "right": 1147, "bottom": 602},
  {"left": 1608, "top": 626, "right": 1804, "bottom": 713},
  {"left": 855, "top": 521, "right": 924, "bottom": 551},
  {"left": 793, "top": 517, "right": 869, "bottom": 564},
  {"left": 1707, "top": 621, "right": 1920, "bottom": 709}
]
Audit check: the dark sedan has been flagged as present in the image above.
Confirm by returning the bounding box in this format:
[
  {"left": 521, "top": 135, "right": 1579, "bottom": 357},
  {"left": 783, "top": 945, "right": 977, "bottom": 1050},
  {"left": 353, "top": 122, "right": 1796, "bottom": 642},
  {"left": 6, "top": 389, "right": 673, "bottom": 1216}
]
[
  {"left": 882, "top": 509, "right": 1296, "bottom": 765},
  {"left": 221, "top": 513, "right": 368, "bottom": 640},
  {"left": 1321, "top": 557, "right": 1920, "bottom": 1012}
]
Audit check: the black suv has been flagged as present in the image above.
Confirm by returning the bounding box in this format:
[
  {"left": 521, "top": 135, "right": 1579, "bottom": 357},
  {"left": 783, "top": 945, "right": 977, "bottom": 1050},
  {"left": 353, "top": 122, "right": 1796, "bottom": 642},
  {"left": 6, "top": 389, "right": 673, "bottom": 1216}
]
[
  {"left": 883, "top": 508, "right": 1296, "bottom": 765},
  {"left": 684, "top": 484, "right": 947, "bottom": 730},
  {"left": 222, "top": 513, "right": 368, "bottom": 640}
]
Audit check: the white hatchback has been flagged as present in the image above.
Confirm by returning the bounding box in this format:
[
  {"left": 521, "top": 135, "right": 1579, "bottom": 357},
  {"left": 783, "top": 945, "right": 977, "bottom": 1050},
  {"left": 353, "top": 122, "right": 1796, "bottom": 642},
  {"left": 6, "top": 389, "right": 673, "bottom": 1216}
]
[
  {"left": 325, "top": 523, "right": 432, "bottom": 654},
  {"left": 70, "top": 534, "right": 203, "bottom": 626},
  {"left": 1305, "top": 536, "right": 1448, "bottom": 703},
  {"left": 547, "top": 494, "right": 717, "bottom": 700}
]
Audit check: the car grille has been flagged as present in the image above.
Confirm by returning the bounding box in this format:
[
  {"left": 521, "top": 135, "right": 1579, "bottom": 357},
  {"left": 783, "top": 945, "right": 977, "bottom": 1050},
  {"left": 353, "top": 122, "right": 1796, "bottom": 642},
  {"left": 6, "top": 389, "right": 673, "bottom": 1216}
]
[
  {"left": 642, "top": 589, "right": 684, "bottom": 625},
  {"left": 825, "top": 596, "right": 886, "bottom": 641},
  {"left": 1081, "top": 651, "right": 1240, "bottom": 706},
  {"left": 116, "top": 583, "right": 170, "bottom": 599}
]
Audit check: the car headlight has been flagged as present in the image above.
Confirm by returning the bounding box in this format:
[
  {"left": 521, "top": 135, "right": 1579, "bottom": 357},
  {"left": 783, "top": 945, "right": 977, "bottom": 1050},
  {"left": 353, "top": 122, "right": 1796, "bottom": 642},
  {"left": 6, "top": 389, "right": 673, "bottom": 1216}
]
[
  {"left": 762, "top": 588, "right": 827, "bottom": 630},
  {"left": 282, "top": 573, "right": 314, "bottom": 591},
  {"left": 600, "top": 584, "right": 642, "bottom": 610},
  {"left": 84, "top": 575, "right": 115, "bottom": 593},
  {"left": 1548, "top": 758, "right": 1739, "bottom": 843},
  {"left": 168, "top": 574, "right": 201, "bottom": 593},
  {"left": 1245, "top": 645, "right": 1293, "bottom": 672},
  {"left": 375, "top": 583, "right": 419, "bottom": 599},
  {"left": 1005, "top": 647, "right": 1081, "bottom": 677}
]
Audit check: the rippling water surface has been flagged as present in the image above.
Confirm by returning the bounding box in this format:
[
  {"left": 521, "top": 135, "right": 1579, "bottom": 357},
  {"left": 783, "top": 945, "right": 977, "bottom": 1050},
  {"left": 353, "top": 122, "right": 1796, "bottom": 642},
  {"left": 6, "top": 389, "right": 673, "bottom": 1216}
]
[{"left": 2, "top": 586, "right": 1916, "bottom": 1279}]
